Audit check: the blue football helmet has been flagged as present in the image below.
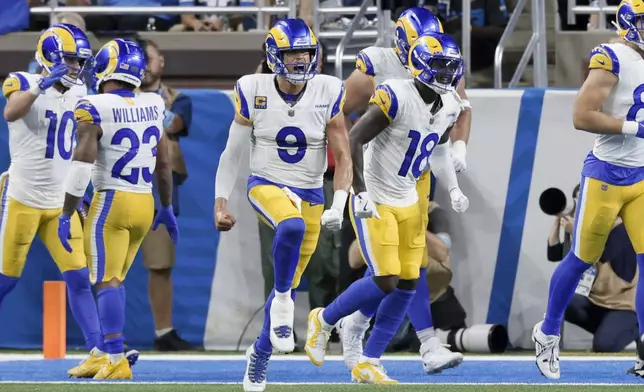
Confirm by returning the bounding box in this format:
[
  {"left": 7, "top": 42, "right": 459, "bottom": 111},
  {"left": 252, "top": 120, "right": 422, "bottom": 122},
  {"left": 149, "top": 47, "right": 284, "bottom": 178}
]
[
  {"left": 408, "top": 33, "right": 464, "bottom": 94},
  {"left": 394, "top": 7, "right": 444, "bottom": 67},
  {"left": 265, "top": 18, "right": 319, "bottom": 85},
  {"left": 92, "top": 39, "right": 146, "bottom": 92},
  {"left": 35, "top": 23, "right": 93, "bottom": 87},
  {"left": 614, "top": 0, "right": 644, "bottom": 48}
]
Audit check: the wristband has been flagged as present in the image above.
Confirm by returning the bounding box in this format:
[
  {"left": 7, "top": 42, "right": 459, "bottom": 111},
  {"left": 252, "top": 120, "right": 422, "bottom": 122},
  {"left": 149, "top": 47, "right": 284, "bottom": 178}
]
[
  {"left": 622, "top": 121, "right": 639, "bottom": 136},
  {"left": 29, "top": 84, "right": 43, "bottom": 96},
  {"left": 331, "top": 189, "right": 348, "bottom": 211}
]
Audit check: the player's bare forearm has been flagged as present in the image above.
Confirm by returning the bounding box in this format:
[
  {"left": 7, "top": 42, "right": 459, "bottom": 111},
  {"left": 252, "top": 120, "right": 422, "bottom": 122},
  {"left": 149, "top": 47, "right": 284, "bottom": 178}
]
[
  {"left": 3, "top": 91, "right": 39, "bottom": 122},
  {"left": 215, "top": 197, "right": 228, "bottom": 213},
  {"left": 327, "top": 115, "right": 353, "bottom": 193},
  {"left": 73, "top": 122, "right": 101, "bottom": 164},
  {"left": 450, "top": 80, "right": 471, "bottom": 143},
  {"left": 348, "top": 104, "right": 389, "bottom": 193},
  {"left": 62, "top": 122, "right": 101, "bottom": 216},
  {"left": 62, "top": 195, "right": 81, "bottom": 217},
  {"left": 342, "top": 69, "right": 374, "bottom": 133},
  {"left": 573, "top": 69, "right": 622, "bottom": 135},
  {"left": 155, "top": 135, "right": 173, "bottom": 207}
]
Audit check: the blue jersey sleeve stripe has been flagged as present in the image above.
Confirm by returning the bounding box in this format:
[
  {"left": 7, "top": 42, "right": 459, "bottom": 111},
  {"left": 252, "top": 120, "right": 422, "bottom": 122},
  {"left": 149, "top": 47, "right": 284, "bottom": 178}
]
[
  {"left": 235, "top": 81, "right": 251, "bottom": 120},
  {"left": 356, "top": 51, "right": 376, "bottom": 76},
  {"left": 329, "top": 83, "right": 346, "bottom": 120},
  {"left": 14, "top": 73, "right": 30, "bottom": 92},
  {"left": 600, "top": 45, "right": 620, "bottom": 75},
  {"left": 382, "top": 84, "right": 398, "bottom": 120}
]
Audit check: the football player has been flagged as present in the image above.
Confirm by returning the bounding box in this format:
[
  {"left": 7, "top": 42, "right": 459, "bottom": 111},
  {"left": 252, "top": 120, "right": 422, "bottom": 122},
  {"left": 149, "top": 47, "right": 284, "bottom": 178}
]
[
  {"left": 338, "top": 8, "right": 467, "bottom": 374},
  {"left": 214, "top": 18, "right": 353, "bottom": 392},
  {"left": 0, "top": 24, "right": 107, "bottom": 378},
  {"left": 305, "top": 33, "right": 469, "bottom": 384},
  {"left": 58, "top": 38, "right": 178, "bottom": 380},
  {"left": 533, "top": 0, "right": 644, "bottom": 380},
  {"left": 344, "top": 7, "right": 471, "bottom": 171}
]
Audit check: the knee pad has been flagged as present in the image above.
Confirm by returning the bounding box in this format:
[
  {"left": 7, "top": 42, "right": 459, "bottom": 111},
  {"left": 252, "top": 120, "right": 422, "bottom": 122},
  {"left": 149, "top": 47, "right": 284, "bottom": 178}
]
[
  {"left": 62, "top": 268, "right": 91, "bottom": 292},
  {"left": 276, "top": 217, "right": 306, "bottom": 241}
]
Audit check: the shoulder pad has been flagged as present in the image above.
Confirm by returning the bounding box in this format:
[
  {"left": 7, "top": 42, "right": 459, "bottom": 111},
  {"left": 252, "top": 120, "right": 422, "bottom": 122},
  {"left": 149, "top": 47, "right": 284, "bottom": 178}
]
[
  {"left": 356, "top": 49, "right": 376, "bottom": 77},
  {"left": 369, "top": 82, "right": 399, "bottom": 123},
  {"left": 74, "top": 97, "right": 102, "bottom": 125},
  {"left": 588, "top": 44, "right": 619, "bottom": 76},
  {"left": 2, "top": 72, "right": 33, "bottom": 98}
]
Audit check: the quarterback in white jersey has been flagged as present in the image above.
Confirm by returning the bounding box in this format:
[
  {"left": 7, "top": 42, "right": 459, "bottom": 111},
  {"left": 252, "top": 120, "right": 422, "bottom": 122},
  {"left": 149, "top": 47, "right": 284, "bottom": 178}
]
[
  {"left": 533, "top": 0, "right": 644, "bottom": 380},
  {"left": 305, "top": 33, "right": 468, "bottom": 384},
  {"left": 58, "top": 39, "right": 178, "bottom": 381},
  {"left": 0, "top": 24, "right": 112, "bottom": 379},
  {"left": 344, "top": 7, "right": 472, "bottom": 172},
  {"left": 214, "top": 18, "right": 352, "bottom": 392}
]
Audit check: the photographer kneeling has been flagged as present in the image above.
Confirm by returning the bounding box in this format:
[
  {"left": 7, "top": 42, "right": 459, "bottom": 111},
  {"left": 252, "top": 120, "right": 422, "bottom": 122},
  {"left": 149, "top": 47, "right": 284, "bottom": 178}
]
[{"left": 547, "top": 184, "right": 639, "bottom": 353}]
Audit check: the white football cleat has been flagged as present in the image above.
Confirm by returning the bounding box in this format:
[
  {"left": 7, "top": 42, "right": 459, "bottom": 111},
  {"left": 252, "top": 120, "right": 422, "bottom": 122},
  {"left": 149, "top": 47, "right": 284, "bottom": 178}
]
[
  {"left": 420, "top": 336, "right": 464, "bottom": 374},
  {"left": 269, "top": 294, "right": 295, "bottom": 353},
  {"left": 532, "top": 321, "right": 561, "bottom": 380},
  {"left": 305, "top": 308, "right": 331, "bottom": 366},
  {"left": 243, "top": 344, "right": 271, "bottom": 392},
  {"left": 338, "top": 312, "right": 370, "bottom": 371}
]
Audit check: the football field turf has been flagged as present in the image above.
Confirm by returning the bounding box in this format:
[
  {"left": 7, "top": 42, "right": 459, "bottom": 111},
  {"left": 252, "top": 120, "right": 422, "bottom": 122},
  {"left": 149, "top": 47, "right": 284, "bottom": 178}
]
[{"left": 1, "top": 353, "right": 643, "bottom": 391}]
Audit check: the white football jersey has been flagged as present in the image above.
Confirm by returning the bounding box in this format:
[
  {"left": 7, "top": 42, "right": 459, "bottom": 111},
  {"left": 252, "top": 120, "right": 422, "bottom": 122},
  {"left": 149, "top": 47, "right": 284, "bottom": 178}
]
[
  {"left": 588, "top": 43, "right": 644, "bottom": 167},
  {"left": 356, "top": 46, "right": 410, "bottom": 86},
  {"left": 234, "top": 73, "right": 345, "bottom": 189},
  {"left": 74, "top": 91, "right": 165, "bottom": 193},
  {"left": 365, "top": 79, "right": 461, "bottom": 207},
  {"left": 1, "top": 71, "right": 86, "bottom": 209}
]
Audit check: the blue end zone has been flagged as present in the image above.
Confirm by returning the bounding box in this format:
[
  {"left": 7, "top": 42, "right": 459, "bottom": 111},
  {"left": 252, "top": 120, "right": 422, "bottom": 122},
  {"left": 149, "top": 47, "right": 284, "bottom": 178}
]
[
  {"left": 0, "top": 90, "right": 233, "bottom": 349},
  {"left": 486, "top": 88, "right": 546, "bottom": 326}
]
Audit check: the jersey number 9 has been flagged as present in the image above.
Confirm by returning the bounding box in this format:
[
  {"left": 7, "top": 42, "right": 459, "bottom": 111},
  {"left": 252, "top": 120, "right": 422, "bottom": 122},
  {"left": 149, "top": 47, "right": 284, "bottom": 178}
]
[
  {"left": 398, "top": 130, "right": 439, "bottom": 179},
  {"left": 111, "top": 126, "right": 161, "bottom": 185},
  {"left": 276, "top": 126, "right": 307, "bottom": 164},
  {"left": 45, "top": 110, "right": 75, "bottom": 160}
]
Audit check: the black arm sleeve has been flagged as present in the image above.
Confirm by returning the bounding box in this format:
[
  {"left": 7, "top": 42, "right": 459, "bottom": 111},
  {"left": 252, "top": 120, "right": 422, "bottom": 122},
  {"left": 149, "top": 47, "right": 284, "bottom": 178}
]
[{"left": 547, "top": 242, "right": 564, "bottom": 262}]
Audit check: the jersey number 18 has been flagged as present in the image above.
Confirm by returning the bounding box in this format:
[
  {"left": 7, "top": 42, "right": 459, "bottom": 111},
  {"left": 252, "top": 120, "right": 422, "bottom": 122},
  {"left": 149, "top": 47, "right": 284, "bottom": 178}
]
[
  {"left": 111, "top": 126, "right": 161, "bottom": 185},
  {"left": 398, "top": 130, "right": 439, "bottom": 179}
]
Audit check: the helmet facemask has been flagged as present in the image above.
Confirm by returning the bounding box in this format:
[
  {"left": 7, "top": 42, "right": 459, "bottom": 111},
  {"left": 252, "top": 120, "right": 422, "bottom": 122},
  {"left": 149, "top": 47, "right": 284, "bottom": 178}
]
[{"left": 269, "top": 46, "right": 318, "bottom": 85}]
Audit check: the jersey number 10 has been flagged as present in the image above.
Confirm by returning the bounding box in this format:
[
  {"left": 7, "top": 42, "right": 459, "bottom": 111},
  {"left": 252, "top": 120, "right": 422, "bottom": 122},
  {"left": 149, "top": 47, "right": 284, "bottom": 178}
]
[
  {"left": 111, "top": 126, "right": 161, "bottom": 185},
  {"left": 398, "top": 130, "right": 439, "bottom": 179},
  {"left": 45, "top": 110, "right": 75, "bottom": 160}
]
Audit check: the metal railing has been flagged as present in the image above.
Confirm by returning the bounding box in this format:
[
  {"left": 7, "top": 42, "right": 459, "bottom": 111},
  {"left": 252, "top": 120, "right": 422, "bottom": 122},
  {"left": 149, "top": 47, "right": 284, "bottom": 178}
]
[
  {"left": 31, "top": 3, "right": 384, "bottom": 31},
  {"left": 462, "top": 0, "right": 472, "bottom": 86},
  {"left": 493, "top": 0, "right": 548, "bottom": 88},
  {"left": 569, "top": 3, "right": 616, "bottom": 28}
]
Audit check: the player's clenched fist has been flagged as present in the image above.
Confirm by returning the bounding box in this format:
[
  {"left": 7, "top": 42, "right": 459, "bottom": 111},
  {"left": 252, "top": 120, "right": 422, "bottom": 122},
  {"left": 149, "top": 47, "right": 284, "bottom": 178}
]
[{"left": 215, "top": 209, "right": 236, "bottom": 231}]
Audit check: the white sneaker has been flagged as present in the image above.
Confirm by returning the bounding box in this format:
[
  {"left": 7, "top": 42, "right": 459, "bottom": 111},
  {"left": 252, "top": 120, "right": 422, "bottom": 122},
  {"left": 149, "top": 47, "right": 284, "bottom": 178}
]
[
  {"left": 305, "top": 308, "right": 331, "bottom": 366},
  {"left": 532, "top": 321, "right": 560, "bottom": 379},
  {"left": 338, "top": 312, "right": 371, "bottom": 371},
  {"left": 269, "top": 294, "right": 295, "bottom": 353},
  {"left": 243, "top": 344, "right": 271, "bottom": 392},
  {"left": 419, "top": 336, "right": 463, "bottom": 374}
]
